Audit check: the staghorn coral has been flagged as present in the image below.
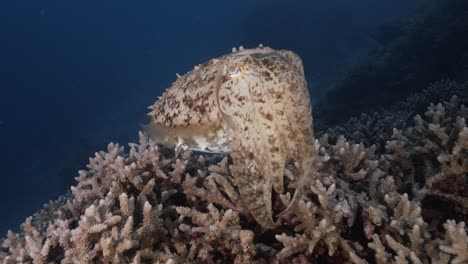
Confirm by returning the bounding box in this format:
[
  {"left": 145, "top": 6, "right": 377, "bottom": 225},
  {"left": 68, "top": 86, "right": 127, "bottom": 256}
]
[
  {"left": 1, "top": 90, "right": 467, "bottom": 263},
  {"left": 384, "top": 96, "right": 468, "bottom": 216},
  {"left": 317, "top": 80, "right": 468, "bottom": 151}
]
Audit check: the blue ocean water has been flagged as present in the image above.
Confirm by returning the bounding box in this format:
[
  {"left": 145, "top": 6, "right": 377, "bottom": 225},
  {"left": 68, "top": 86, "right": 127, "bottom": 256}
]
[{"left": 0, "top": 0, "right": 417, "bottom": 234}]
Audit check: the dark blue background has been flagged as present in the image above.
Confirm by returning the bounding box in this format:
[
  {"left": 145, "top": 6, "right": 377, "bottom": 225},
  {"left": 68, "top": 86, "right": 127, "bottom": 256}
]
[{"left": 0, "top": 0, "right": 416, "bottom": 234}]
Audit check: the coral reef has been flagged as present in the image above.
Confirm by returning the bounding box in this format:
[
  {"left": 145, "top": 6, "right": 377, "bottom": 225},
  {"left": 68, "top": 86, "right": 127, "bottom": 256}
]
[
  {"left": 317, "top": 80, "right": 468, "bottom": 151},
  {"left": 1, "top": 88, "right": 467, "bottom": 263},
  {"left": 315, "top": 0, "right": 468, "bottom": 127}
]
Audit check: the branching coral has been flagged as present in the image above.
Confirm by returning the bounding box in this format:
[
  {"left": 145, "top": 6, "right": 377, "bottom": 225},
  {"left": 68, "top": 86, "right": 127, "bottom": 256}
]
[
  {"left": 1, "top": 91, "right": 467, "bottom": 263},
  {"left": 384, "top": 96, "right": 468, "bottom": 215},
  {"left": 318, "top": 80, "right": 468, "bottom": 151}
]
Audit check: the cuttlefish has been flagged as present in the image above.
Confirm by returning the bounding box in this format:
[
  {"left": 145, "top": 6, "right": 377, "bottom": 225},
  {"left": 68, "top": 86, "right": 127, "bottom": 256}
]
[{"left": 143, "top": 45, "right": 316, "bottom": 229}]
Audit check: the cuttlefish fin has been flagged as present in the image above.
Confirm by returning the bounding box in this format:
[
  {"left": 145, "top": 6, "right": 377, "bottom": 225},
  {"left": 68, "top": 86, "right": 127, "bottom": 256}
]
[{"left": 141, "top": 123, "right": 170, "bottom": 144}]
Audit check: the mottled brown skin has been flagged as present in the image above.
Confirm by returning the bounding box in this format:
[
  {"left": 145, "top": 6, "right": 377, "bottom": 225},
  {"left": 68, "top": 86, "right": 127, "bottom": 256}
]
[{"left": 144, "top": 46, "right": 316, "bottom": 228}]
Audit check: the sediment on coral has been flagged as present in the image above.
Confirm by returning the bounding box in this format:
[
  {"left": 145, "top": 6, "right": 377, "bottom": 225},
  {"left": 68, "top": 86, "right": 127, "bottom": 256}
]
[{"left": 1, "top": 92, "right": 467, "bottom": 263}]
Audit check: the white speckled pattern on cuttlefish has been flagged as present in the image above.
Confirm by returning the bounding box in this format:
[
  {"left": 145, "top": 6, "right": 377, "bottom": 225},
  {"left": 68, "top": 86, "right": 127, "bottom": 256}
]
[{"left": 143, "top": 45, "right": 316, "bottom": 229}]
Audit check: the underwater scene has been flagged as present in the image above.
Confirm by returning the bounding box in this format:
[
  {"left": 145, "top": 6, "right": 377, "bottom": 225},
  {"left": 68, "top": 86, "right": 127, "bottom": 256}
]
[{"left": 1, "top": 0, "right": 467, "bottom": 263}]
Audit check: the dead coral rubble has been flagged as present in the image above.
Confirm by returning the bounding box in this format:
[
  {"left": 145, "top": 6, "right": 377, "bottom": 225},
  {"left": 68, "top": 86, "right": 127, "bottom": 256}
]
[{"left": 1, "top": 96, "right": 467, "bottom": 263}]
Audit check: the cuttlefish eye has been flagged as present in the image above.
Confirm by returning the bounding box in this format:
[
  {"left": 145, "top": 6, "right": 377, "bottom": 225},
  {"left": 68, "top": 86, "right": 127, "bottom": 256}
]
[{"left": 228, "top": 65, "right": 241, "bottom": 78}]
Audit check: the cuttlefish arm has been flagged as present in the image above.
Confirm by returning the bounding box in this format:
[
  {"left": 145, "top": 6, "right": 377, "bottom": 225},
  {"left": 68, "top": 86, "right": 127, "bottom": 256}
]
[
  {"left": 278, "top": 70, "right": 316, "bottom": 217},
  {"left": 217, "top": 62, "right": 292, "bottom": 228},
  {"left": 229, "top": 119, "right": 277, "bottom": 228}
]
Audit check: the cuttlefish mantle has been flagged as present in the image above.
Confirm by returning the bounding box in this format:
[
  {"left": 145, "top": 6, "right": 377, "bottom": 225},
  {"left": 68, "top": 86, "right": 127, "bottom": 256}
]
[{"left": 143, "top": 45, "right": 316, "bottom": 229}]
